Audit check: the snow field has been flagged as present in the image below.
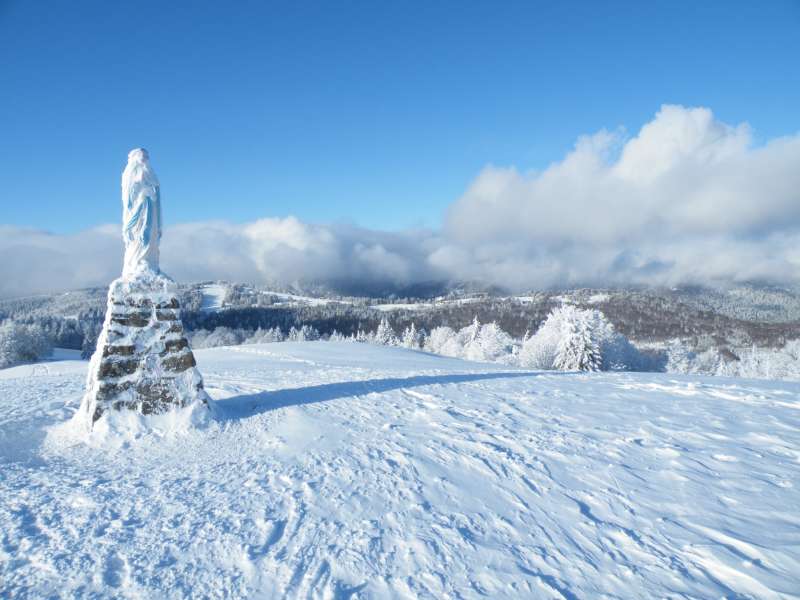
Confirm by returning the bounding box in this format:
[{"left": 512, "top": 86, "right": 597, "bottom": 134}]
[{"left": 1, "top": 342, "right": 799, "bottom": 598}]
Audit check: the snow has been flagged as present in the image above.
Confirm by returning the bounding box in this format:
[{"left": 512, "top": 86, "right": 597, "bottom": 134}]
[
  {"left": 200, "top": 287, "right": 335, "bottom": 311},
  {"left": 369, "top": 297, "right": 485, "bottom": 313},
  {"left": 264, "top": 291, "right": 333, "bottom": 308},
  {"left": 587, "top": 293, "right": 610, "bottom": 304},
  {"left": 0, "top": 353, "right": 85, "bottom": 380},
  {"left": 369, "top": 302, "right": 433, "bottom": 312},
  {"left": 199, "top": 284, "right": 228, "bottom": 311},
  {"left": 2, "top": 342, "right": 799, "bottom": 598}
]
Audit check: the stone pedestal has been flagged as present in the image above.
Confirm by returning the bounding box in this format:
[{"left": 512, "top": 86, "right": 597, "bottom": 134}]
[{"left": 81, "top": 270, "right": 209, "bottom": 425}]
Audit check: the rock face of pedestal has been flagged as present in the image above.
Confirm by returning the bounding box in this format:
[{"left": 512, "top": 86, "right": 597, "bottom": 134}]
[
  {"left": 81, "top": 270, "right": 209, "bottom": 424},
  {"left": 78, "top": 148, "right": 210, "bottom": 429}
]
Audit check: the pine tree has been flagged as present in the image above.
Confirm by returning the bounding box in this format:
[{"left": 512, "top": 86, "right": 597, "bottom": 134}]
[
  {"left": 554, "top": 312, "right": 601, "bottom": 372},
  {"left": 473, "top": 322, "right": 513, "bottom": 362},
  {"left": 666, "top": 340, "right": 693, "bottom": 373},
  {"left": 0, "top": 321, "right": 53, "bottom": 368},
  {"left": 401, "top": 323, "right": 420, "bottom": 349},
  {"left": 80, "top": 321, "right": 101, "bottom": 359},
  {"left": 374, "top": 317, "right": 398, "bottom": 346},
  {"left": 467, "top": 316, "right": 480, "bottom": 343},
  {"left": 0, "top": 322, "right": 15, "bottom": 368}
]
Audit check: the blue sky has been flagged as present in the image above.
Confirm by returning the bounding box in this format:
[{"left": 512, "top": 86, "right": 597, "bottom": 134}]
[{"left": 1, "top": 0, "right": 799, "bottom": 234}]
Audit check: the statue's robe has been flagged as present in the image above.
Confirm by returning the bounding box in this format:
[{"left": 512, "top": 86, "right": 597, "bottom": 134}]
[{"left": 122, "top": 151, "right": 161, "bottom": 276}]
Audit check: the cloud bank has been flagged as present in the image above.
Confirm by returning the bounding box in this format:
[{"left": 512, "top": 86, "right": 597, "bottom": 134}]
[{"left": 3, "top": 105, "right": 800, "bottom": 297}]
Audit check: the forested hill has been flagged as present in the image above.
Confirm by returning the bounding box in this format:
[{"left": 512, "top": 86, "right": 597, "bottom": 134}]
[{"left": 2, "top": 282, "right": 800, "bottom": 354}]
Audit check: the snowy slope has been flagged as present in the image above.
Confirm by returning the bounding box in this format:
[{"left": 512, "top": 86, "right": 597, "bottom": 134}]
[
  {"left": 199, "top": 283, "right": 229, "bottom": 311},
  {"left": 263, "top": 291, "right": 334, "bottom": 307},
  {"left": 1, "top": 343, "right": 799, "bottom": 598}
]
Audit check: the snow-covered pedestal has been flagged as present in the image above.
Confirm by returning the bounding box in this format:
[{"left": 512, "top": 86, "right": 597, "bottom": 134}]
[{"left": 80, "top": 269, "right": 209, "bottom": 425}]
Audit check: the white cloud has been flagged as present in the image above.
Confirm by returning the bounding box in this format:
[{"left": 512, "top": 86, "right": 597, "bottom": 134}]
[
  {"left": 0, "top": 225, "right": 121, "bottom": 298},
  {"left": 2, "top": 105, "right": 800, "bottom": 297},
  {"left": 443, "top": 104, "right": 800, "bottom": 287},
  {"left": 163, "top": 218, "right": 443, "bottom": 293},
  {"left": 0, "top": 219, "right": 444, "bottom": 297}
]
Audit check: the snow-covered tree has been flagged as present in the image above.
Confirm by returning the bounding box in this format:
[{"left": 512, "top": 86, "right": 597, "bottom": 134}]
[
  {"left": 244, "top": 326, "right": 284, "bottom": 344},
  {"left": 518, "top": 310, "right": 563, "bottom": 369},
  {"left": 424, "top": 326, "right": 460, "bottom": 357},
  {"left": 0, "top": 321, "right": 53, "bottom": 368},
  {"left": 719, "top": 341, "right": 800, "bottom": 380},
  {"left": 519, "top": 306, "right": 643, "bottom": 371},
  {"left": 401, "top": 323, "right": 422, "bottom": 349},
  {"left": 80, "top": 320, "right": 102, "bottom": 359},
  {"left": 189, "top": 329, "right": 209, "bottom": 348},
  {"left": 666, "top": 340, "right": 694, "bottom": 373},
  {"left": 201, "top": 326, "right": 244, "bottom": 348},
  {"left": 464, "top": 316, "right": 480, "bottom": 345},
  {"left": 302, "top": 325, "right": 320, "bottom": 341},
  {"left": 0, "top": 323, "right": 17, "bottom": 368},
  {"left": 464, "top": 322, "right": 515, "bottom": 363},
  {"left": 421, "top": 320, "right": 517, "bottom": 363},
  {"left": 373, "top": 317, "right": 398, "bottom": 346},
  {"left": 288, "top": 325, "right": 320, "bottom": 342},
  {"left": 553, "top": 311, "right": 601, "bottom": 372}
]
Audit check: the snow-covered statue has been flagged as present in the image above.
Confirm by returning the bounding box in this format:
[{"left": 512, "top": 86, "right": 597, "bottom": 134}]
[
  {"left": 77, "top": 149, "right": 210, "bottom": 432},
  {"left": 122, "top": 148, "right": 162, "bottom": 276}
]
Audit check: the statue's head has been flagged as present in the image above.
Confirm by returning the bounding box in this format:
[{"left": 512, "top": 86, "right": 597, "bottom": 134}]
[
  {"left": 127, "top": 148, "right": 149, "bottom": 163},
  {"left": 122, "top": 147, "right": 158, "bottom": 189}
]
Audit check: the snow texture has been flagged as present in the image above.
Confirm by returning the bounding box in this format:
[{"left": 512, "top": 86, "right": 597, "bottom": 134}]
[{"left": 1, "top": 342, "right": 799, "bottom": 598}]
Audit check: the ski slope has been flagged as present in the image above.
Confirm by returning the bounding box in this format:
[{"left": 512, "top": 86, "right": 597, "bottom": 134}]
[
  {"left": 199, "top": 283, "right": 229, "bottom": 311},
  {"left": 1, "top": 342, "right": 799, "bottom": 598}
]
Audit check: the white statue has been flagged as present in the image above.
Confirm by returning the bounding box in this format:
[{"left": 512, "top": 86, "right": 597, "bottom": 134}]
[{"left": 122, "top": 148, "right": 162, "bottom": 277}]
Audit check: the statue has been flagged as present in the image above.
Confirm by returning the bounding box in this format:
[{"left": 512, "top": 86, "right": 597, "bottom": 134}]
[
  {"left": 122, "top": 148, "right": 162, "bottom": 276},
  {"left": 78, "top": 149, "right": 210, "bottom": 429}
]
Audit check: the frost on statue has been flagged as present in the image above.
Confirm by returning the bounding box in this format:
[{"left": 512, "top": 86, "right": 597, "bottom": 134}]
[{"left": 80, "top": 149, "right": 209, "bottom": 425}]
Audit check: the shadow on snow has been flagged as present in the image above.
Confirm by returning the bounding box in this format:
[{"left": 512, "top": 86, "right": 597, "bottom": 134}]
[{"left": 216, "top": 371, "right": 544, "bottom": 421}]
